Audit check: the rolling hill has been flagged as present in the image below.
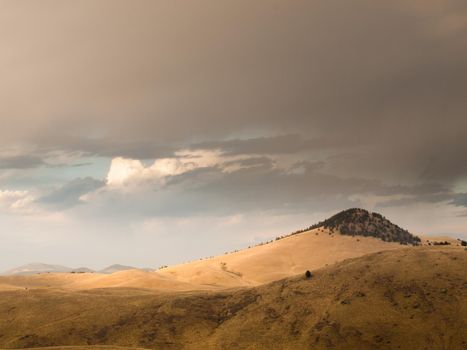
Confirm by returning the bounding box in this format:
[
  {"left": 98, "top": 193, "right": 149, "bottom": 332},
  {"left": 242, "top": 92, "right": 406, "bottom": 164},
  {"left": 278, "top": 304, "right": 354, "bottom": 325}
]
[
  {"left": 0, "top": 209, "right": 441, "bottom": 291},
  {"left": 0, "top": 209, "right": 465, "bottom": 349},
  {"left": 2, "top": 263, "right": 74, "bottom": 276},
  {"left": 0, "top": 229, "right": 407, "bottom": 291},
  {"left": 0, "top": 248, "right": 465, "bottom": 349},
  {"left": 98, "top": 265, "right": 137, "bottom": 274},
  {"left": 0, "top": 229, "right": 405, "bottom": 291},
  {"left": 157, "top": 227, "right": 406, "bottom": 288}
]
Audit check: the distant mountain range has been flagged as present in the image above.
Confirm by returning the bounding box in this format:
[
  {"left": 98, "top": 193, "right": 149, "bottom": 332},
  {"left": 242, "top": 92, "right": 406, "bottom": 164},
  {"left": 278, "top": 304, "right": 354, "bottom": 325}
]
[
  {"left": 3, "top": 263, "right": 73, "bottom": 276},
  {"left": 2, "top": 262, "right": 144, "bottom": 276}
]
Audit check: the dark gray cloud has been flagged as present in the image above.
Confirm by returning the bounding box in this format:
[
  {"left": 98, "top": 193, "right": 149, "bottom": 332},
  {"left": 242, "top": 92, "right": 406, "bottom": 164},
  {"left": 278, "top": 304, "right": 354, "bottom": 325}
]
[
  {"left": 0, "top": 155, "right": 45, "bottom": 169},
  {"left": 377, "top": 193, "right": 455, "bottom": 209},
  {"left": 36, "top": 136, "right": 177, "bottom": 160},
  {"left": 191, "top": 135, "right": 348, "bottom": 156},
  {"left": 0, "top": 1, "right": 465, "bottom": 218},
  {"left": 39, "top": 177, "right": 105, "bottom": 209},
  {"left": 0, "top": 0, "right": 466, "bottom": 187},
  {"left": 450, "top": 193, "right": 467, "bottom": 207},
  {"left": 2, "top": 0, "right": 467, "bottom": 271},
  {"left": 77, "top": 162, "right": 454, "bottom": 221},
  {"left": 222, "top": 156, "right": 275, "bottom": 168}
]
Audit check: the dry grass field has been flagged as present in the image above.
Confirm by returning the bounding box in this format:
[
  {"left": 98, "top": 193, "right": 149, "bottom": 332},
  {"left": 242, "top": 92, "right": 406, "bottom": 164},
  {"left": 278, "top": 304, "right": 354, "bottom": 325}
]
[{"left": 0, "top": 247, "right": 465, "bottom": 349}]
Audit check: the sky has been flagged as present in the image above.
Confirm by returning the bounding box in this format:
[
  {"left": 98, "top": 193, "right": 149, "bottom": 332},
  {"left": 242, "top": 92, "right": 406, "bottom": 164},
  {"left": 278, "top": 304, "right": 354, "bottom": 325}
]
[{"left": 1, "top": 0, "right": 467, "bottom": 271}]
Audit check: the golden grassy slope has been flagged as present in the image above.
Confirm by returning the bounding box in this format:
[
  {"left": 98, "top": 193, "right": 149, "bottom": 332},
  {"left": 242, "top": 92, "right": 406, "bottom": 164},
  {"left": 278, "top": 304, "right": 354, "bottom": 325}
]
[
  {"left": 0, "top": 270, "right": 201, "bottom": 292},
  {"left": 158, "top": 228, "right": 406, "bottom": 287},
  {"left": 0, "top": 228, "right": 407, "bottom": 292},
  {"left": 0, "top": 247, "right": 465, "bottom": 349}
]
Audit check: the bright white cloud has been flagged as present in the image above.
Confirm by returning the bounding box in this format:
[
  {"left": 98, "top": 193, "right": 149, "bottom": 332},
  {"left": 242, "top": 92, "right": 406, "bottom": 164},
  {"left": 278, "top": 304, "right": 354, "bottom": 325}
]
[
  {"left": 105, "top": 149, "right": 262, "bottom": 187},
  {"left": 106, "top": 158, "right": 147, "bottom": 186},
  {"left": 106, "top": 156, "right": 198, "bottom": 187}
]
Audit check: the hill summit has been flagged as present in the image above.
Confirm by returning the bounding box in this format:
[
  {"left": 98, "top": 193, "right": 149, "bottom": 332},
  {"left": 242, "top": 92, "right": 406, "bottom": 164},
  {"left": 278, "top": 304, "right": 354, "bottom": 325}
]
[
  {"left": 311, "top": 208, "right": 421, "bottom": 245},
  {"left": 98, "top": 264, "right": 136, "bottom": 274}
]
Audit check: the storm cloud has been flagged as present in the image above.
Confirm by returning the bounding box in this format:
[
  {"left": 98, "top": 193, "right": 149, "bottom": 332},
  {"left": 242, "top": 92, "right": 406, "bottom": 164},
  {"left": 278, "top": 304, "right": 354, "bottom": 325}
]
[
  {"left": 0, "top": 0, "right": 466, "bottom": 270},
  {"left": 0, "top": 1, "right": 465, "bottom": 177}
]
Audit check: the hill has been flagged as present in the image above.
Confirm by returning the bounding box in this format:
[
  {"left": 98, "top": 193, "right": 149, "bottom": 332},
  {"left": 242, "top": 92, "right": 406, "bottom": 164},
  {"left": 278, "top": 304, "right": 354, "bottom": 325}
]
[
  {"left": 0, "top": 208, "right": 459, "bottom": 292},
  {"left": 0, "top": 229, "right": 406, "bottom": 291},
  {"left": 0, "top": 208, "right": 445, "bottom": 291},
  {"left": 98, "top": 265, "right": 137, "bottom": 274},
  {"left": 155, "top": 208, "right": 422, "bottom": 287},
  {"left": 3, "top": 264, "right": 140, "bottom": 277},
  {"left": 158, "top": 228, "right": 406, "bottom": 288},
  {"left": 0, "top": 248, "right": 465, "bottom": 349},
  {"left": 2, "top": 264, "right": 97, "bottom": 276},
  {"left": 2, "top": 263, "right": 74, "bottom": 276},
  {"left": 307, "top": 208, "right": 421, "bottom": 245}
]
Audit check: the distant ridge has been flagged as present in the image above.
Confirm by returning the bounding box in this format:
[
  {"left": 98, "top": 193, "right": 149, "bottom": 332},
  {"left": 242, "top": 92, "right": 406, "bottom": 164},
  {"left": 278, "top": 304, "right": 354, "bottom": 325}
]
[
  {"left": 3, "top": 263, "right": 138, "bottom": 276},
  {"left": 311, "top": 208, "right": 421, "bottom": 245},
  {"left": 98, "top": 264, "right": 136, "bottom": 274},
  {"left": 3, "top": 263, "right": 73, "bottom": 275}
]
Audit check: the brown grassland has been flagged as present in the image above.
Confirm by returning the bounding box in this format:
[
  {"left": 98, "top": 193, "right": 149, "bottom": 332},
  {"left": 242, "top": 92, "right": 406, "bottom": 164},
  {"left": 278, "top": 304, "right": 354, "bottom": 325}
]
[{"left": 0, "top": 243, "right": 465, "bottom": 349}]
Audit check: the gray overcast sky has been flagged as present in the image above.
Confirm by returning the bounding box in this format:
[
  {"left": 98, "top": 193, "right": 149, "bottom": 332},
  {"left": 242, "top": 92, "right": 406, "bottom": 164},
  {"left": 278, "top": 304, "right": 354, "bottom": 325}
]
[{"left": 1, "top": 0, "right": 467, "bottom": 271}]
